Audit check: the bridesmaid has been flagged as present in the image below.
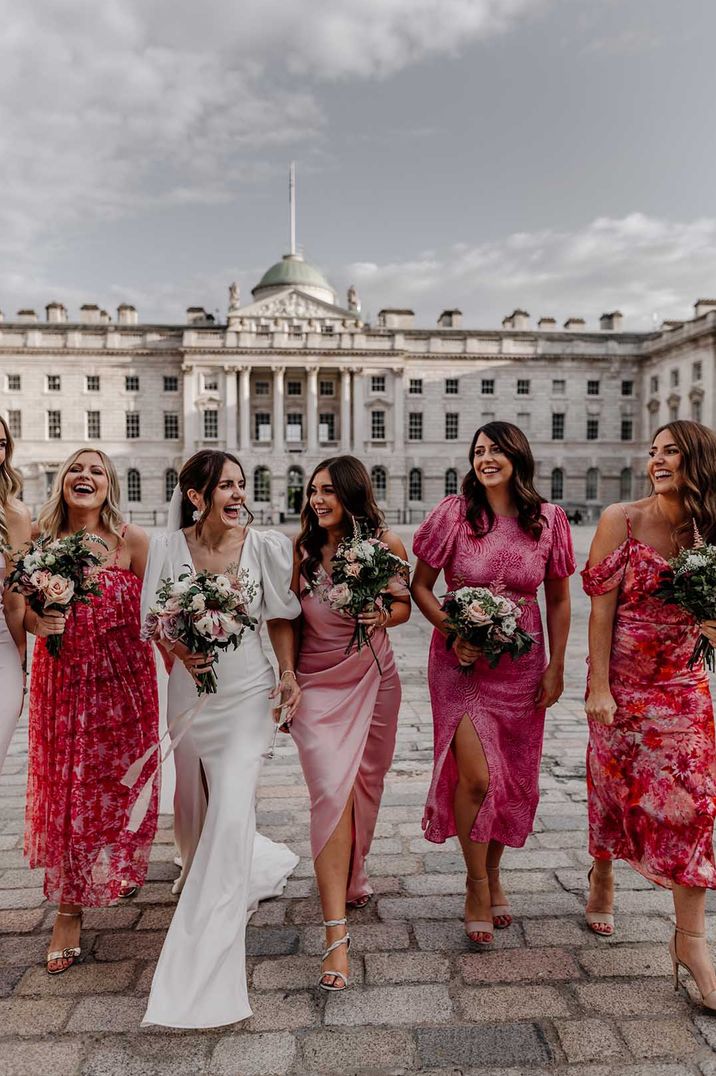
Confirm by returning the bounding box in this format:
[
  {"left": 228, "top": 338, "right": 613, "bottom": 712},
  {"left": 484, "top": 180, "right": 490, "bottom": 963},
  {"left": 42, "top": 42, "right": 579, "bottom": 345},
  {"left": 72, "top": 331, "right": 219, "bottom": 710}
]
[
  {"left": 411, "top": 421, "right": 574, "bottom": 945},
  {"left": 0, "top": 416, "right": 31, "bottom": 774},
  {"left": 583, "top": 420, "right": 716, "bottom": 1013},
  {"left": 290, "top": 455, "right": 410, "bottom": 991},
  {"left": 24, "top": 449, "right": 159, "bottom": 973}
]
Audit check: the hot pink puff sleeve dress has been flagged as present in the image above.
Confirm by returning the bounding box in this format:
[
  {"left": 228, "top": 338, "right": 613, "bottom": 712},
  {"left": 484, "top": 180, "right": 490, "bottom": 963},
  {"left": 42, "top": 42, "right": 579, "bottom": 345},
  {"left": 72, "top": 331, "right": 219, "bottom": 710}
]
[{"left": 413, "top": 495, "right": 575, "bottom": 848}]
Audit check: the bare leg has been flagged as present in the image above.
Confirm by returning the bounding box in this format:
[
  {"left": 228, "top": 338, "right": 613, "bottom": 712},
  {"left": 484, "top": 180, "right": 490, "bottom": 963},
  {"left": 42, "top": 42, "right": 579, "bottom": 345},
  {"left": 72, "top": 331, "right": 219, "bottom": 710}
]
[
  {"left": 453, "top": 714, "right": 492, "bottom": 942},
  {"left": 672, "top": 883, "right": 716, "bottom": 997},
  {"left": 314, "top": 793, "right": 353, "bottom": 989},
  {"left": 47, "top": 901, "right": 82, "bottom": 973},
  {"left": 486, "top": 840, "right": 512, "bottom": 927},
  {"left": 586, "top": 858, "right": 614, "bottom": 934}
]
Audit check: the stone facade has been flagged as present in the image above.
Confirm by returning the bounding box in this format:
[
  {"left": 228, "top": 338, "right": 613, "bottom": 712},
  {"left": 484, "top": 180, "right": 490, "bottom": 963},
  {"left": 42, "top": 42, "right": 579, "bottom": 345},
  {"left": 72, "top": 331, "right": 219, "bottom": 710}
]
[{"left": 1, "top": 266, "right": 715, "bottom": 523}]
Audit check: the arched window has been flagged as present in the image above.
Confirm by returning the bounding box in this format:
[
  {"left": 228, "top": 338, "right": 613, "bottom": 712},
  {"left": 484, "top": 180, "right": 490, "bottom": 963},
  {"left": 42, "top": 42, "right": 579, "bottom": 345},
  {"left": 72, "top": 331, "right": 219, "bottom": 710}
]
[
  {"left": 164, "top": 468, "right": 178, "bottom": 503},
  {"left": 445, "top": 468, "right": 458, "bottom": 496},
  {"left": 585, "top": 467, "right": 599, "bottom": 501},
  {"left": 287, "top": 465, "right": 304, "bottom": 515},
  {"left": 408, "top": 468, "right": 423, "bottom": 501},
  {"left": 551, "top": 467, "right": 564, "bottom": 501},
  {"left": 371, "top": 465, "right": 387, "bottom": 500},
  {"left": 620, "top": 467, "right": 633, "bottom": 501},
  {"left": 253, "top": 467, "right": 271, "bottom": 503},
  {"left": 127, "top": 468, "right": 141, "bottom": 503}
]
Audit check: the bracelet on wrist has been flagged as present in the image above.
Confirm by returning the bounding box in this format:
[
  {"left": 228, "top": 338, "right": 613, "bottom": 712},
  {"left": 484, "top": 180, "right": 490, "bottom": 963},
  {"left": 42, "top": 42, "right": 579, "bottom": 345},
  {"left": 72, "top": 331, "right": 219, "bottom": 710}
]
[{"left": 280, "top": 669, "right": 297, "bottom": 681}]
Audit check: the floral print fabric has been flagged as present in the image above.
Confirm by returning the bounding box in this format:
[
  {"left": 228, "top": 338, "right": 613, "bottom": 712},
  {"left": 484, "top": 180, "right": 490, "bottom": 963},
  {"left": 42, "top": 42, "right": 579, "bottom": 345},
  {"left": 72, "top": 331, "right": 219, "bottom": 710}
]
[{"left": 582, "top": 527, "right": 716, "bottom": 889}]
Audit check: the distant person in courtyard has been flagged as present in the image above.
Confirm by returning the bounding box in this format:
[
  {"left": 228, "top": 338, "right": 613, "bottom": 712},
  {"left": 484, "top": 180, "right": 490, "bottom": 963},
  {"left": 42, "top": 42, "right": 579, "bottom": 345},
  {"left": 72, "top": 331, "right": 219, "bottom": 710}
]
[
  {"left": 583, "top": 419, "right": 716, "bottom": 1014},
  {"left": 23, "top": 449, "right": 159, "bottom": 974},
  {"left": 141, "top": 450, "right": 300, "bottom": 1028},
  {"left": 412, "top": 421, "right": 574, "bottom": 946},
  {"left": 291, "top": 456, "right": 410, "bottom": 991},
  {"left": 0, "top": 416, "right": 31, "bottom": 774}
]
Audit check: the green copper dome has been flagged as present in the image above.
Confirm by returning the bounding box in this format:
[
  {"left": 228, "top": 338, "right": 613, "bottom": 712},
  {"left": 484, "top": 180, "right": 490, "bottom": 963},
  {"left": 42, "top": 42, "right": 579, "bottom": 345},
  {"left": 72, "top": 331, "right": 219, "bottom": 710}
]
[{"left": 252, "top": 253, "right": 335, "bottom": 304}]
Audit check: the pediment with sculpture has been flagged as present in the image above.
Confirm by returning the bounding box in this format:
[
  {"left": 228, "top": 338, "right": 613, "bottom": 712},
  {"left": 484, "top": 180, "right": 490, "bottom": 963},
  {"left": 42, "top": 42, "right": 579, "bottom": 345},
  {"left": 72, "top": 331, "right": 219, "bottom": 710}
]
[{"left": 228, "top": 287, "right": 361, "bottom": 329}]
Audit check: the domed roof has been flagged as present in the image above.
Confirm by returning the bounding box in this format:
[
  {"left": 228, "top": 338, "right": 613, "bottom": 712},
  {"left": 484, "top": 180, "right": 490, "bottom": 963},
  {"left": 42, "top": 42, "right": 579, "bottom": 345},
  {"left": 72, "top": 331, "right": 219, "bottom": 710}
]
[{"left": 252, "top": 253, "right": 335, "bottom": 304}]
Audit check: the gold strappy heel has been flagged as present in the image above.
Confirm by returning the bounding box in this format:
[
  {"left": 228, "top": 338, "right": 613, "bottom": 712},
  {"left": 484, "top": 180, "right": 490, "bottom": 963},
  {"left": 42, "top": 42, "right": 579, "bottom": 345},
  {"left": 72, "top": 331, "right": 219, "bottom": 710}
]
[
  {"left": 319, "top": 918, "right": 351, "bottom": 991},
  {"left": 670, "top": 926, "right": 716, "bottom": 1016}
]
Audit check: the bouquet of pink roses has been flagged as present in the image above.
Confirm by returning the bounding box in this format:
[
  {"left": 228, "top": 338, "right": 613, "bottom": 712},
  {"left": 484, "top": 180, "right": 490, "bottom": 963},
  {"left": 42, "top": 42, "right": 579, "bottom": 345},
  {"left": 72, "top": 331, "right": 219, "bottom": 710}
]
[
  {"left": 443, "top": 584, "right": 534, "bottom": 674},
  {"left": 5, "top": 530, "right": 106, "bottom": 656},
  {"left": 142, "top": 565, "right": 257, "bottom": 694}
]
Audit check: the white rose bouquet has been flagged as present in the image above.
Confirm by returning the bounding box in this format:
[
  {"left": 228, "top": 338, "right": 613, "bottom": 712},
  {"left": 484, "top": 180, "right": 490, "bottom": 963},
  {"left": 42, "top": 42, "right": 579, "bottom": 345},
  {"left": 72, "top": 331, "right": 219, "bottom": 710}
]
[
  {"left": 313, "top": 528, "right": 410, "bottom": 673},
  {"left": 442, "top": 585, "right": 535, "bottom": 674},
  {"left": 142, "top": 565, "right": 258, "bottom": 694},
  {"left": 654, "top": 533, "right": 716, "bottom": 671},
  {"left": 4, "top": 530, "right": 107, "bottom": 657}
]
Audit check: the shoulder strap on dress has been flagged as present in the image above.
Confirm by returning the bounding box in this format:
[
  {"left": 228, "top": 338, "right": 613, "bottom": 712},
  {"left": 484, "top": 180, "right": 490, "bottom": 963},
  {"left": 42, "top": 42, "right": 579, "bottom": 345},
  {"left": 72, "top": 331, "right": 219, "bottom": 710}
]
[{"left": 619, "top": 506, "right": 632, "bottom": 538}]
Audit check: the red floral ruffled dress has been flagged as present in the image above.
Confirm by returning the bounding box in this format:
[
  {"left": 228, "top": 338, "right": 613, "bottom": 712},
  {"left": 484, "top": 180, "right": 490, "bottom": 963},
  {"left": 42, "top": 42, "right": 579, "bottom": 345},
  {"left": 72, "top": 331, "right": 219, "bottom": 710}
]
[
  {"left": 25, "top": 536, "right": 159, "bottom": 905},
  {"left": 582, "top": 512, "right": 716, "bottom": 889}
]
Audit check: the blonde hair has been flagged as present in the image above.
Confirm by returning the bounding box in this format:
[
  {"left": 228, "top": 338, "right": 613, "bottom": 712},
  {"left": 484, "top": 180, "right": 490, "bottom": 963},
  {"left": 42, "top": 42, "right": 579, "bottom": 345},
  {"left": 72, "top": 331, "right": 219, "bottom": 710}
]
[
  {"left": 37, "top": 448, "right": 124, "bottom": 539},
  {"left": 0, "top": 416, "right": 23, "bottom": 547}
]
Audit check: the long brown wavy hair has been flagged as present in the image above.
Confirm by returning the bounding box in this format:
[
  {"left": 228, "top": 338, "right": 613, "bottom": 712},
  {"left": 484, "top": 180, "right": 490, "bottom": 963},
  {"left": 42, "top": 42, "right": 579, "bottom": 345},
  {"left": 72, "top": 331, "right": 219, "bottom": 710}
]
[
  {"left": 178, "top": 450, "right": 253, "bottom": 533},
  {"left": 37, "top": 448, "right": 124, "bottom": 540},
  {"left": 0, "top": 416, "right": 23, "bottom": 548},
  {"left": 462, "top": 421, "right": 545, "bottom": 540},
  {"left": 653, "top": 420, "right": 716, "bottom": 544},
  {"left": 297, "top": 455, "right": 385, "bottom": 589}
]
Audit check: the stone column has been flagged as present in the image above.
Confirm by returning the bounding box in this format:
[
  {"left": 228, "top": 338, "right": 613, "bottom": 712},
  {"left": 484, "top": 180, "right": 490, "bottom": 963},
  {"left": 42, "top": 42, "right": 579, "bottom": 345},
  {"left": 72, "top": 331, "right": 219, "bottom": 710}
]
[
  {"left": 307, "top": 365, "right": 319, "bottom": 453},
  {"left": 353, "top": 367, "right": 365, "bottom": 453},
  {"left": 273, "top": 365, "right": 285, "bottom": 453},
  {"left": 224, "top": 366, "right": 237, "bottom": 451},
  {"left": 239, "top": 365, "right": 251, "bottom": 451},
  {"left": 182, "top": 363, "right": 197, "bottom": 452},
  {"left": 393, "top": 366, "right": 405, "bottom": 451},
  {"left": 341, "top": 368, "right": 351, "bottom": 452}
]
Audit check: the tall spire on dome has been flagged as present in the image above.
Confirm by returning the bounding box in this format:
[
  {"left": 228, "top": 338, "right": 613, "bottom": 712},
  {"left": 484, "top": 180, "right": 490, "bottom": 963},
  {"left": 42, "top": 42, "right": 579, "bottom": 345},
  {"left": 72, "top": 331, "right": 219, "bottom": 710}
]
[{"left": 289, "top": 161, "right": 296, "bottom": 257}]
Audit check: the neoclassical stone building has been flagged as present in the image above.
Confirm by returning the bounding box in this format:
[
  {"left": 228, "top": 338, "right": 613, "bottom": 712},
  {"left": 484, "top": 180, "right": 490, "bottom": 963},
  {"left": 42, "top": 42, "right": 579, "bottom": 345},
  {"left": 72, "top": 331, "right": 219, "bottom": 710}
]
[{"left": 1, "top": 251, "right": 714, "bottom": 523}]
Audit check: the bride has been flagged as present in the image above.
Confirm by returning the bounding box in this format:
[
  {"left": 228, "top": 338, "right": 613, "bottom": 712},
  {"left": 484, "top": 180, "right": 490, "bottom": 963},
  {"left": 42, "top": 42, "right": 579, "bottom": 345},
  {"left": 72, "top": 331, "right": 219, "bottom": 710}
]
[{"left": 140, "top": 449, "right": 301, "bottom": 1028}]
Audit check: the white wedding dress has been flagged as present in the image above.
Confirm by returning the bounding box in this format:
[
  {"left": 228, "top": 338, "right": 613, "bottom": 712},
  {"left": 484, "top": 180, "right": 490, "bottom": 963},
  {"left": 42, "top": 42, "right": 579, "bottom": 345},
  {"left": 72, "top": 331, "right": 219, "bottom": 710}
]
[{"left": 140, "top": 526, "right": 300, "bottom": 1029}]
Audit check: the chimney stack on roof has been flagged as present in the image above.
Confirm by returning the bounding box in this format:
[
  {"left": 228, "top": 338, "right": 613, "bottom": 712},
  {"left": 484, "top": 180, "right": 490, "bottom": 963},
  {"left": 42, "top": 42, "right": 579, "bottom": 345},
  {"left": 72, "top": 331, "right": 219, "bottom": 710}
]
[
  {"left": 599, "top": 311, "right": 623, "bottom": 331},
  {"left": 16, "top": 309, "right": 38, "bottom": 323},
  {"left": 564, "top": 317, "right": 586, "bottom": 331},
  {"left": 694, "top": 299, "right": 716, "bottom": 318},
  {"left": 45, "top": 302, "right": 67, "bottom": 323},
  {"left": 80, "top": 303, "right": 101, "bottom": 325},
  {"left": 437, "top": 309, "right": 462, "bottom": 329},
  {"left": 537, "top": 317, "right": 557, "bottom": 329},
  {"left": 117, "top": 304, "right": 138, "bottom": 326}
]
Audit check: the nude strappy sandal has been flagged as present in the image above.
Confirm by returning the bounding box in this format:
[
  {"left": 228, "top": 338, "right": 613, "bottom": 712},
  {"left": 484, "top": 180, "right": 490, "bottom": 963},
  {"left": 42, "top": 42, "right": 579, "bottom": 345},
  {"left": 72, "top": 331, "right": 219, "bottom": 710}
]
[
  {"left": 487, "top": 865, "right": 513, "bottom": 929},
  {"left": 585, "top": 863, "right": 615, "bottom": 937},
  {"left": 319, "top": 917, "right": 351, "bottom": 991},
  {"left": 465, "top": 875, "right": 494, "bottom": 946},
  {"left": 670, "top": 926, "right": 716, "bottom": 1016},
  {"left": 46, "top": 910, "right": 83, "bottom": 975}
]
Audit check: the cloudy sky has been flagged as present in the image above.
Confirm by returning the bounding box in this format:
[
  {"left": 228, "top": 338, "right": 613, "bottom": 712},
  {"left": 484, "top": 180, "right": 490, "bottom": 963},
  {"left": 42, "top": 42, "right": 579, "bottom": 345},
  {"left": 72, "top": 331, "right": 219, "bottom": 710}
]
[{"left": 1, "top": 0, "right": 715, "bottom": 329}]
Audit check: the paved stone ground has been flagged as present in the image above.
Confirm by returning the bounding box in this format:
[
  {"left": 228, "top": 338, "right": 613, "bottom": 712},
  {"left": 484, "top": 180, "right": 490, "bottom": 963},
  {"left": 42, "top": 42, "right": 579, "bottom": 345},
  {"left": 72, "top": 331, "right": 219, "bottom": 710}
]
[{"left": 2, "top": 526, "right": 716, "bottom": 1075}]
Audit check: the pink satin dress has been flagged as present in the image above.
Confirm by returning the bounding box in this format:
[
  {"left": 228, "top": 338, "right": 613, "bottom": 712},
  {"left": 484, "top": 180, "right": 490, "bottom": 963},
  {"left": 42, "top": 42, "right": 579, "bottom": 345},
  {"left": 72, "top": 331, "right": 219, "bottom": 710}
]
[
  {"left": 291, "top": 570, "right": 403, "bottom": 903},
  {"left": 0, "top": 552, "right": 24, "bottom": 775}
]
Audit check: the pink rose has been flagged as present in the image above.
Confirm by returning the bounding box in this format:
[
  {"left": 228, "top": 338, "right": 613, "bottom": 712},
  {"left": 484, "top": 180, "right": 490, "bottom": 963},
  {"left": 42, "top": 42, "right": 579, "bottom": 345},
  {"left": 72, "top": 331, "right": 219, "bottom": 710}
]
[
  {"left": 30, "top": 569, "right": 52, "bottom": 591},
  {"left": 466, "top": 600, "right": 492, "bottom": 625},
  {"left": 344, "top": 550, "right": 358, "bottom": 562},
  {"left": 327, "top": 583, "right": 352, "bottom": 609},
  {"left": 159, "top": 613, "right": 181, "bottom": 642},
  {"left": 141, "top": 611, "right": 160, "bottom": 641},
  {"left": 345, "top": 562, "right": 362, "bottom": 578},
  {"left": 42, "top": 574, "right": 75, "bottom": 607}
]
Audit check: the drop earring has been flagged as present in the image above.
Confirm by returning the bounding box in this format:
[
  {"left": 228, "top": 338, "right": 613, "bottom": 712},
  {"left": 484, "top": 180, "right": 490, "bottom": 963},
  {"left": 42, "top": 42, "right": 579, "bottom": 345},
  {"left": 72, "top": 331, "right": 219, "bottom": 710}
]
[{"left": 192, "top": 509, "right": 201, "bottom": 523}]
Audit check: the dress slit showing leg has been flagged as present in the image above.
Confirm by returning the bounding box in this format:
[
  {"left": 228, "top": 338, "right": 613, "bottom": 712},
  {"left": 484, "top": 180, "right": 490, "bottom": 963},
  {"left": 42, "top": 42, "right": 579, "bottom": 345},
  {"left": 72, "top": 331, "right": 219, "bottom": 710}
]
[{"left": 451, "top": 712, "right": 493, "bottom": 841}]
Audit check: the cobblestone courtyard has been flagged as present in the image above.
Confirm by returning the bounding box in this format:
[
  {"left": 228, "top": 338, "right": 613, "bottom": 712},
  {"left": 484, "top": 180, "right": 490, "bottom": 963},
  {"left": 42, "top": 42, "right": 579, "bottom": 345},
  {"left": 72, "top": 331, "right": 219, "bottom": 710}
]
[{"left": 2, "top": 526, "right": 716, "bottom": 1075}]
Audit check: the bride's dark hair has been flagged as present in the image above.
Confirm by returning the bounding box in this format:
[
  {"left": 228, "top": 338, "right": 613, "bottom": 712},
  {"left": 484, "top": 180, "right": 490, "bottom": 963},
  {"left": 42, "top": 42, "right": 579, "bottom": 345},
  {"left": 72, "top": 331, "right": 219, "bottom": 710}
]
[
  {"left": 178, "top": 450, "right": 253, "bottom": 533},
  {"left": 297, "top": 455, "right": 384, "bottom": 588},
  {"left": 653, "top": 420, "right": 716, "bottom": 544},
  {"left": 462, "top": 420, "right": 545, "bottom": 540}
]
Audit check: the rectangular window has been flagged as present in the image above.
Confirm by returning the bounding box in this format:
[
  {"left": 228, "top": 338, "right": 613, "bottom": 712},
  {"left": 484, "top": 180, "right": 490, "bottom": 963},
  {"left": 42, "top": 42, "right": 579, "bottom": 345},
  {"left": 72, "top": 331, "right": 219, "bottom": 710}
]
[
  {"left": 47, "top": 410, "right": 62, "bottom": 439},
  {"left": 202, "top": 373, "right": 219, "bottom": 392},
  {"left": 693, "top": 361, "right": 703, "bottom": 382},
  {"left": 286, "top": 414, "right": 303, "bottom": 442},
  {"left": 409, "top": 378, "right": 423, "bottom": 395},
  {"left": 321, "top": 324, "right": 334, "bottom": 335},
  {"left": 319, "top": 379, "right": 335, "bottom": 397},
  {"left": 286, "top": 380, "right": 302, "bottom": 396},
  {"left": 255, "top": 412, "right": 271, "bottom": 441},
  {"left": 290, "top": 325, "right": 303, "bottom": 338},
  {"left": 319, "top": 413, "right": 336, "bottom": 441},
  {"left": 552, "top": 379, "right": 566, "bottom": 395},
  {"left": 86, "top": 375, "right": 100, "bottom": 392},
  {"left": 516, "top": 379, "right": 530, "bottom": 396},
  {"left": 203, "top": 410, "right": 218, "bottom": 440},
  {"left": 692, "top": 398, "right": 703, "bottom": 422},
  {"left": 650, "top": 375, "right": 659, "bottom": 394},
  {"left": 670, "top": 368, "right": 680, "bottom": 388},
  {"left": 47, "top": 374, "right": 61, "bottom": 392},
  {"left": 371, "top": 410, "right": 386, "bottom": 440},
  {"left": 6, "top": 374, "right": 21, "bottom": 392},
  {"left": 370, "top": 375, "right": 386, "bottom": 394},
  {"left": 125, "top": 375, "right": 139, "bottom": 392},
  {"left": 87, "top": 411, "right": 101, "bottom": 439},
  {"left": 621, "top": 380, "right": 634, "bottom": 396},
  {"left": 551, "top": 413, "right": 565, "bottom": 440},
  {"left": 587, "top": 379, "right": 600, "bottom": 396},
  {"left": 445, "top": 413, "right": 459, "bottom": 440},
  {"left": 254, "top": 380, "right": 270, "bottom": 397},
  {"left": 669, "top": 401, "right": 679, "bottom": 422},
  {"left": 164, "top": 412, "right": 179, "bottom": 440},
  {"left": 621, "top": 417, "right": 633, "bottom": 441},
  {"left": 163, "top": 375, "right": 178, "bottom": 392},
  {"left": 444, "top": 377, "right": 459, "bottom": 395},
  {"left": 587, "top": 417, "right": 600, "bottom": 441},
  {"left": 7, "top": 410, "right": 21, "bottom": 438},
  {"left": 257, "top": 323, "right": 271, "bottom": 337},
  {"left": 408, "top": 412, "right": 423, "bottom": 441},
  {"left": 126, "top": 412, "right": 140, "bottom": 439},
  {"left": 481, "top": 378, "right": 495, "bottom": 395}
]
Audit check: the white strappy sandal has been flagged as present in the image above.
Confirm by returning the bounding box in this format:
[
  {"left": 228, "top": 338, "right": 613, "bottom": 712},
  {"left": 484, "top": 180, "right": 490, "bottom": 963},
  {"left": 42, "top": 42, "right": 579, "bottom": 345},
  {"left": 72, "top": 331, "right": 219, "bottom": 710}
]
[
  {"left": 319, "top": 917, "right": 351, "bottom": 992},
  {"left": 46, "top": 910, "right": 83, "bottom": 975}
]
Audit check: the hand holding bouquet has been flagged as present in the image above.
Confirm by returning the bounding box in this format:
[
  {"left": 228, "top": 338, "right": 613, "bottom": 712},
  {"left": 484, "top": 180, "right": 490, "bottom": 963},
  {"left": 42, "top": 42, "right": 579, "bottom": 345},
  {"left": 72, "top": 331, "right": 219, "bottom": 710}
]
[
  {"left": 316, "top": 528, "right": 410, "bottom": 673},
  {"left": 654, "top": 535, "right": 716, "bottom": 671},
  {"left": 442, "top": 585, "right": 534, "bottom": 674},
  {"left": 142, "top": 566, "right": 258, "bottom": 694},
  {"left": 5, "top": 530, "right": 106, "bottom": 656}
]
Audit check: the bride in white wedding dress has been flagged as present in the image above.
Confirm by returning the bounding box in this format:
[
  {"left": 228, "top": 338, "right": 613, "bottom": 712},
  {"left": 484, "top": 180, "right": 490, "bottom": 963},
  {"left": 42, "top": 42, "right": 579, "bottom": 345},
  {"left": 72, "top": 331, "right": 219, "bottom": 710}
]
[{"left": 140, "top": 450, "right": 301, "bottom": 1029}]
